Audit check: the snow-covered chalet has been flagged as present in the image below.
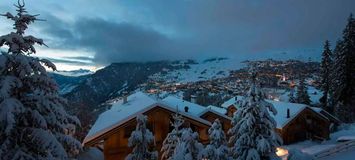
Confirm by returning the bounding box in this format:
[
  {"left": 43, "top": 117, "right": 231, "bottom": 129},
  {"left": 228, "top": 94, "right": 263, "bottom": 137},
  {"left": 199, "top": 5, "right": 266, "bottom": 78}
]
[
  {"left": 221, "top": 96, "right": 340, "bottom": 144},
  {"left": 83, "top": 92, "right": 340, "bottom": 159},
  {"left": 83, "top": 92, "right": 230, "bottom": 160}
]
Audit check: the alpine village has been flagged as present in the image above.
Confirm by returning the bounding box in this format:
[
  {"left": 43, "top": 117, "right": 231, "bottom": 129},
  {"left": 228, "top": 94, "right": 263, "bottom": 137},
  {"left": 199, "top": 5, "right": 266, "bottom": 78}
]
[{"left": 0, "top": 1, "right": 355, "bottom": 160}]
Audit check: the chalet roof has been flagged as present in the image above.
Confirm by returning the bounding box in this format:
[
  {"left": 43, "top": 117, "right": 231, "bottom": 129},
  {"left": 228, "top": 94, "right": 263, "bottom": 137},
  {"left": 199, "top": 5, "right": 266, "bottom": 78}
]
[
  {"left": 162, "top": 96, "right": 206, "bottom": 116},
  {"left": 84, "top": 92, "right": 212, "bottom": 146},
  {"left": 221, "top": 96, "right": 243, "bottom": 109},
  {"left": 222, "top": 96, "right": 314, "bottom": 129},
  {"left": 162, "top": 96, "right": 232, "bottom": 121},
  {"left": 207, "top": 105, "right": 227, "bottom": 115},
  {"left": 85, "top": 92, "right": 156, "bottom": 140},
  {"left": 267, "top": 100, "right": 307, "bottom": 129},
  {"left": 199, "top": 106, "right": 231, "bottom": 121},
  {"left": 311, "top": 107, "right": 341, "bottom": 123}
]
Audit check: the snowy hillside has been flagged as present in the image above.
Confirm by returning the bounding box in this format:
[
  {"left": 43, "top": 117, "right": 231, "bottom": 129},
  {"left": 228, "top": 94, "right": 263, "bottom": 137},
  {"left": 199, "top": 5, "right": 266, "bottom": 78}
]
[
  {"left": 63, "top": 61, "right": 173, "bottom": 112},
  {"left": 49, "top": 72, "right": 88, "bottom": 95},
  {"left": 150, "top": 57, "right": 245, "bottom": 83}
]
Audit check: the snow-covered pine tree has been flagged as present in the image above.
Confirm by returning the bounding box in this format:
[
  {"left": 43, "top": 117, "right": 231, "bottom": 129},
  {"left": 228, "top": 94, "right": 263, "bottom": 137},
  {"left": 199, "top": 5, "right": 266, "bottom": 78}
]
[
  {"left": 171, "top": 128, "right": 204, "bottom": 160},
  {"left": 329, "top": 40, "right": 343, "bottom": 108},
  {"left": 161, "top": 112, "right": 184, "bottom": 160},
  {"left": 332, "top": 14, "right": 355, "bottom": 123},
  {"left": 228, "top": 68, "right": 282, "bottom": 160},
  {"left": 0, "top": 1, "right": 81, "bottom": 159},
  {"left": 288, "top": 88, "right": 296, "bottom": 103},
  {"left": 201, "top": 119, "right": 229, "bottom": 160},
  {"left": 295, "top": 78, "right": 311, "bottom": 105},
  {"left": 126, "top": 114, "right": 158, "bottom": 160},
  {"left": 319, "top": 40, "right": 333, "bottom": 112}
]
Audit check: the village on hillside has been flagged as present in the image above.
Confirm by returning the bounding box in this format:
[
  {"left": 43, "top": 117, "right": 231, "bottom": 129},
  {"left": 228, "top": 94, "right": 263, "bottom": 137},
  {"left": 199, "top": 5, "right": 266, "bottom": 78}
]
[{"left": 0, "top": 1, "right": 355, "bottom": 160}]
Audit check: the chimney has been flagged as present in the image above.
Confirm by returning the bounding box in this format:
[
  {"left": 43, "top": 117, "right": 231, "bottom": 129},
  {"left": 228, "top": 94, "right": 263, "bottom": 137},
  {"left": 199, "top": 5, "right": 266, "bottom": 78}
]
[
  {"left": 234, "top": 97, "right": 238, "bottom": 101},
  {"left": 286, "top": 108, "right": 290, "bottom": 118},
  {"left": 123, "top": 91, "right": 128, "bottom": 104},
  {"left": 190, "top": 95, "right": 197, "bottom": 103},
  {"left": 184, "top": 106, "right": 189, "bottom": 113},
  {"left": 123, "top": 95, "right": 128, "bottom": 104}
]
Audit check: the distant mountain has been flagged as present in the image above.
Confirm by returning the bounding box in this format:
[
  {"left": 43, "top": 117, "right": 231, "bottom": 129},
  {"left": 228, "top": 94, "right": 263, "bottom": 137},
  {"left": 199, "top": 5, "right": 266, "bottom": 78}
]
[
  {"left": 54, "top": 69, "right": 94, "bottom": 77},
  {"left": 49, "top": 73, "right": 88, "bottom": 95},
  {"left": 62, "top": 61, "right": 177, "bottom": 113},
  {"left": 49, "top": 69, "right": 94, "bottom": 95},
  {"left": 54, "top": 57, "right": 245, "bottom": 112}
]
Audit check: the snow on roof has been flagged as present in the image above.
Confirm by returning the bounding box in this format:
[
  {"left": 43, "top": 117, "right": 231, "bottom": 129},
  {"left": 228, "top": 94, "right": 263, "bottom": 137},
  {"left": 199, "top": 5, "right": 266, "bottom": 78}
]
[
  {"left": 223, "top": 96, "right": 308, "bottom": 129},
  {"left": 85, "top": 92, "right": 157, "bottom": 142},
  {"left": 311, "top": 107, "right": 340, "bottom": 123},
  {"left": 207, "top": 105, "right": 227, "bottom": 115},
  {"left": 265, "top": 100, "right": 307, "bottom": 129},
  {"left": 311, "top": 107, "right": 322, "bottom": 113},
  {"left": 221, "top": 96, "right": 243, "bottom": 109},
  {"left": 84, "top": 93, "right": 212, "bottom": 145},
  {"left": 200, "top": 105, "right": 231, "bottom": 120},
  {"left": 162, "top": 97, "right": 231, "bottom": 122},
  {"left": 162, "top": 96, "right": 206, "bottom": 116}
]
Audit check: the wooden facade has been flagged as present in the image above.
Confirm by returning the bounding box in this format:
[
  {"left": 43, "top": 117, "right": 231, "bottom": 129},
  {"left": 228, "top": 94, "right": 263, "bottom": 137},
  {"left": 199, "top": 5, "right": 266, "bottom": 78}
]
[
  {"left": 86, "top": 105, "right": 211, "bottom": 160},
  {"left": 226, "top": 105, "right": 237, "bottom": 117},
  {"left": 226, "top": 104, "right": 331, "bottom": 145},
  {"left": 278, "top": 108, "right": 330, "bottom": 144},
  {"left": 199, "top": 111, "right": 231, "bottom": 134},
  {"left": 318, "top": 110, "right": 341, "bottom": 130}
]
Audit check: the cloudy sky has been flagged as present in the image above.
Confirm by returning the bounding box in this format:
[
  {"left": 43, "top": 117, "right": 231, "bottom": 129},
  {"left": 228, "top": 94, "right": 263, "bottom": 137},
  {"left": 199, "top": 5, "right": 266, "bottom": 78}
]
[{"left": 0, "top": 0, "right": 354, "bottom": 70}]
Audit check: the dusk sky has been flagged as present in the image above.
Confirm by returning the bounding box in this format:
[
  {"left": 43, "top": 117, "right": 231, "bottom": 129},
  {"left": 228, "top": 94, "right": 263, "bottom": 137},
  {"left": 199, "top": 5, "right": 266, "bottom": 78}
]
[{"left": 1, "top": 0, "right": 354, "bottom": 71}]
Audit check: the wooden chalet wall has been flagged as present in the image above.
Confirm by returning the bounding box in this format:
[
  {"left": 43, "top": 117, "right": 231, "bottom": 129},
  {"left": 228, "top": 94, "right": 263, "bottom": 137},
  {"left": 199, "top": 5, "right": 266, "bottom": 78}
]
[
  {"left": 226, "top": 105, "right": 237, "bottom": 117},
  {"left": 102, "top": 106, "right": 210, "bottom": 160},
  {"left": 225, "top": 104, "right": 330, "bottom": 145},
  {"left": 200, "top": 112, "right": 231, "bottom": 134},
  {"left": 279, "top": 108, "right": 330, "bottom": 144}
]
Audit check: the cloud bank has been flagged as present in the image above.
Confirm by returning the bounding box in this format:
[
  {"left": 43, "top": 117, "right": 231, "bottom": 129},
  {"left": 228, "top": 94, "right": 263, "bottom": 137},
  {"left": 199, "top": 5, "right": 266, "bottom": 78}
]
[{"left": 1, "top": 0, "right": 355, "bottom": 66}]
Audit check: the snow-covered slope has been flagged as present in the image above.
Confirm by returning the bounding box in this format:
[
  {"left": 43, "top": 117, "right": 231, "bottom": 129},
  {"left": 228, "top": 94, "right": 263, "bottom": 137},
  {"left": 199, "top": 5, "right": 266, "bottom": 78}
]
[
  {"left": 60, "top": 84, "right": 79, "bottom": 95},
  {"left": 49, "top": 72, "right": 88, "bottom": 95},
  {"left": 151, "top": 57, "right": 245, "bottom": 83}
]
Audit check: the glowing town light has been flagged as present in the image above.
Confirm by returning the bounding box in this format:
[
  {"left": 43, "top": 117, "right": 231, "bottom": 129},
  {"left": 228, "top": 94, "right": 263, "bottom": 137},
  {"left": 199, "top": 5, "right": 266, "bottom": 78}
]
[{"left": 276, "top": 147, "right": 289, "bottom": 157}]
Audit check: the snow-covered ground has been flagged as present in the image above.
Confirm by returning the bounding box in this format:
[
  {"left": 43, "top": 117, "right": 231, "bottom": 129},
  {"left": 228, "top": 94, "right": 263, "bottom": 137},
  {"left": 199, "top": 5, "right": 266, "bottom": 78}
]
[
  {"left": 320, "top": 146, "right": 355, "bottom": 160},
  {"left": 155, "top": 57, "right": 245, "bottom": 83},
  {"left": 307, "top": 86, "right": 323, "bottom": 105},
  {"left": 77, "top": 147, "right": 104, "bottom": 160},
  {"left": 279, "top": 86, "right": 323, "bottom": 105},
  {"left": 59, "top": 84, "right": 78, "bottom": 95},
  {"left": 283, "top": 123, "right": 355, "bottom": 159}
]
